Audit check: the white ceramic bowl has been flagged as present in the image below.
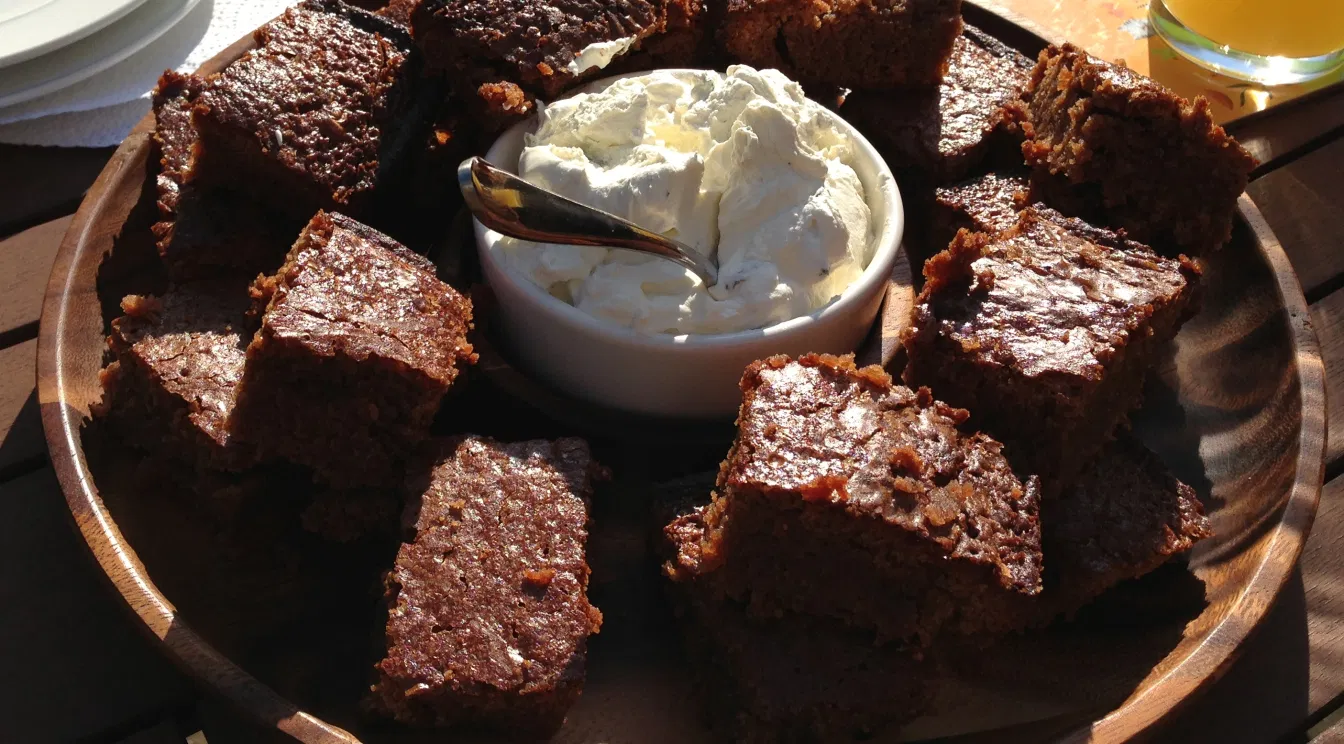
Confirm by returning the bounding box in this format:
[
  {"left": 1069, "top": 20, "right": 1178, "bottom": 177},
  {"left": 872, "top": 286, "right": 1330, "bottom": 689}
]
[{"left": 473, "top": 71, "right": 904, "bottom": 419}]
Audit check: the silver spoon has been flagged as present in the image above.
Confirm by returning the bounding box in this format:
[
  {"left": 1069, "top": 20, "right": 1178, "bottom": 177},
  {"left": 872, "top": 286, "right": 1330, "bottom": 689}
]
[{"left": 458, "top": 156, "right": 719, "bottom": 286}]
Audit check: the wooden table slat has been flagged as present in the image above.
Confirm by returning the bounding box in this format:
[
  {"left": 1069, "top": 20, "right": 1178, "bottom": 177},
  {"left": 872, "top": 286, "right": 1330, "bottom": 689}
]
[
  {"left": 1227, "top": 84, "right": 1344, "bottom": 177},
  {"left": 1246, "top": 136, "right": 1344, "bottom": 300},
  {"left": 0, "top": 468, "right": 194, "bottom": 743},
  {"left": 0, "top": 146, "right": 114, "bottom": 236},
  {"left": 1311, "top": 288, "right": 1344, "bottom": 474},
  {"left": 0, "top": 215, "right": 71, "bottom": 343},
  {"left": 0, "top": 338, "right": 44, "bottom": 477}
]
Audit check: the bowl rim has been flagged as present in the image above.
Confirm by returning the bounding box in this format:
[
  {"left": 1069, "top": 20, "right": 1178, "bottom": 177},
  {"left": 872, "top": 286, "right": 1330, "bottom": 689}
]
[{"left": 474, "top": 67, "right": 905, "bottom": 350}]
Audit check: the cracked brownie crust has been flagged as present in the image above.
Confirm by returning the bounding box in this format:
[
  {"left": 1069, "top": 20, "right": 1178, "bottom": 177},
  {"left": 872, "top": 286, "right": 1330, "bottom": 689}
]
[
  {"left": 841, "top": 26, "right": 1033, "bottom": 183},
  {"left": 1021, "top": 43, "right": 1256, "bottom": 255},
  {"left": 233, "top": 211, "right": 475, "bottom": 486},
  {"left": 100, "top": 281, "right": 257, "bottom": 471},
  {"left": 903, "top": 207, "right": 1199, "bottom": 492},
  {"left": 193, "top": 0, "right": 423, "bottom": 219},
  {"left": 670, "top": 354, "right": 1043, "bottom": 643}
]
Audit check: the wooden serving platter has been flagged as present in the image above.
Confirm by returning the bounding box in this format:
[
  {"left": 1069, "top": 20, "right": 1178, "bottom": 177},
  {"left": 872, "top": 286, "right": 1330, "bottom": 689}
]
[{"left": 37, "top": 3, "right": 1325, "bottom": 743}]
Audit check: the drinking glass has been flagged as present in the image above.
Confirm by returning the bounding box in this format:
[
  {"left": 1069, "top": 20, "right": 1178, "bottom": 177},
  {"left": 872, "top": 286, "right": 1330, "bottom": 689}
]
[{"left": 1149, "top": 0, "right": 1344, "bottom": 85}]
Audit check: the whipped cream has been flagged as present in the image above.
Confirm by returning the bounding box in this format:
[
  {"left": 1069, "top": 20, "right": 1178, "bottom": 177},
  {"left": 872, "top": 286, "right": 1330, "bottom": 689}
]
[
  {"left": 495, "top": 66, "right": 873, "bottom": 335},
  {"left": 565, "top": 36, "right": 640, "bottom": 75}
]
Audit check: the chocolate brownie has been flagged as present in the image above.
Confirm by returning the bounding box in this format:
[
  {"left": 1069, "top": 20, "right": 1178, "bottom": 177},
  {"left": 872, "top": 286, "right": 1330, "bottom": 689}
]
[
  {"left": 192, "top": 0, "right": 424, "bottom": 221},
  {"left": 665, "top": 505, "right": 934, "bottom": 742},
  {"left": 232, "top": 211, "right": 475, "bottom": 487},
  {"left": 371, "top": 436, "right": 603, "bottom": 735},
  {"left": 668, "top": 354, "right": 1043, "bottom": 644},
  {"left": 841, "top": 26, "right": 1033, "bottom": 183},
  {"left": 720, "top": 0, "right": 961, "bottom": 89},
  {"left": 1020, "top": 44, "right": 1256, "bottom": 255},
  {"left": 902, "top": 207, "right": 1200, "bottom": 493},
  {"left": 150, "top": 72, "right": 294, "bottom": 280},
  {"left": 1036, "top": 432, "right": 1211, "bottom": 619},
  {"left": 412, "top": 0, "right": 659, "bottom": 125},
  {"left": 97, "top": 281, "right": 256, "bottom": 471}
]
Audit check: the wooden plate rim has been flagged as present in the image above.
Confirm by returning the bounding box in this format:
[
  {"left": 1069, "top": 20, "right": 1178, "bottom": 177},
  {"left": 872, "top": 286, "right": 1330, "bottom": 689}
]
[{"left": 35, "top": 5, "right": 1326, "bottom": 743}]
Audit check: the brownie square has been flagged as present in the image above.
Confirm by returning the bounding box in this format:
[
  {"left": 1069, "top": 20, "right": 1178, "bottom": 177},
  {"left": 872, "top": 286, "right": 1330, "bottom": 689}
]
[
  {"left": 412, "top": 0, "right": 660, "bottom": 125},
  {"left": 150, "top": 72, "right": 296, "bottom": 280},
  {"left": 668, "top": 354, "right": 1043, "bottom": 644},
  {"left": 98, "top": 281, "right": 256, "bottom": 471},
  {"left": 664, "top": 505, "right": 933, "bottom": 742},
  {"left": 719, "top": 0, "right": 962, "bottom": 89},
  {"left": 192, "top": 0, "right": 424, "bottom": 221},
  {"left": 841, "top": 26, "right": 1033, "bottom": 184},
  {"left": 232, "top": 211, "right": 475, "bottom": 487},
  {"left": 1021, "top": 44, "right": 1256, "bottom": 255},
  {"left": 902, "top": 207, "right": 1200, "bottom": 493},
  {"left": 1038, "top": 432, "right": 1211, "bottom": 618},
  {"left": 371, "top": 436, "right": 604, "bottom": 735}
]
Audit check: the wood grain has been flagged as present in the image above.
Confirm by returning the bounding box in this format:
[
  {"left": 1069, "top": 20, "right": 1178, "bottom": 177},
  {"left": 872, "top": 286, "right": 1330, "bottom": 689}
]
[
  {"left": 0, "top": 215, "right": 71, "bottom": 342},
  {"left": 1247, "top": 137, "right": 1344, "bottom": 299},
  {"left": 1227, "top": 85, "right": 1344, "bottom": 177},
  {"left": 0, "top": 339, "right": 44, "bottom": 474},
  {"left": 0, "top": 468, "right": 193, "bottom": 742},
  {"left": 1311, "top": 288, "right": 1344, "bottom": 471}
]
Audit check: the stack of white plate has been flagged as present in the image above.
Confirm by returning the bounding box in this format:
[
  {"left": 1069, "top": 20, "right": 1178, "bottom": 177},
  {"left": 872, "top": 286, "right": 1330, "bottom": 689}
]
[{"left": 0, "top": 0, "right": 293, "bottom": 147}]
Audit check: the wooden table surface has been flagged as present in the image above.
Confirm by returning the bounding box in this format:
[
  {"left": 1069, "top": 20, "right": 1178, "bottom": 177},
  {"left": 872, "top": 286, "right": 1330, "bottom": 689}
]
[{"left": 2, "top": 6, "right": 1343, "bottom": 743}]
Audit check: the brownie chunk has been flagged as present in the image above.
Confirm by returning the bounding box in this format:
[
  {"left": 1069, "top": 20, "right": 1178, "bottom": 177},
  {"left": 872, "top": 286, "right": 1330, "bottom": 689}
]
[
  {"left": 841, "top": 26, "right": 1033, "bottom": 183},
  {"left": 413, "top": 0, "right": 659, "bottom": 124},
  {"left": 1038, "top": 432, "right": 1211, "bottom": 618},
  {"left": 903, "top": 207, "right": 1200, "bottom": 493},
  {"left": 372, "top": 436, "right": 603, "bottom": 736},
  {"left": 232, "top": 211, "right": 475, "bottom": 487},
  {"left": 665, "top": 505, "right": 934, "bottom": 742},
  {"left": 192, "top": 0, "right": 424, "bottom": 221},
  {"left": 150, "top": 72, "right": 295, "bottom": 280},
  {"left": 720, "top": 0, "right": 961, "bottom": 89},
  {"left": 932, "top": 171, "right": 1028, "bottom": 246},
  {"left": 668, "top": 354, "right": 1043, "bottom": 644},
  {"left": 1021, "top": 44, "right": 1256, "bottom": 255},
  {"left": 98, "top": 281, "right": 256, "bottom": 471}
]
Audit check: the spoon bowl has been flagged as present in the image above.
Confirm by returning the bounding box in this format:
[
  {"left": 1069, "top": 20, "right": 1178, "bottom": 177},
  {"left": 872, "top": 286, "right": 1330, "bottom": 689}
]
[{"left": 458, "top": 156, "right": 719, "bottom": 285}]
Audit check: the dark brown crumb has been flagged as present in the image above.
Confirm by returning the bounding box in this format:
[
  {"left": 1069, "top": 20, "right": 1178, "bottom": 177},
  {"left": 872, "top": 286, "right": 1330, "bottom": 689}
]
[
  {"left": 231, "top": 211, "right": 475, "bottom": 487},
  {"left": 903, "top": 207, "right": 1200, "bottom": 494},
  {"left": 412, "top": 0, "right": 661, "bottom": 126},
  {"left": 719, "top": 0, "right": 962, "bottom": 89},
  {"left": 98, "top": 280, "right": 257, "bottom": 471},
  {"left": 1020, "top": 43, "right": 1256, "bottom": 255},
  {"left": 192, "top": 0, "right": 425, "bottom": 220},
  {"left": 841, "top": 26, "right": 1033, "bottom": 184},
  {"left": 666, "top": 506, "right": 935, "bottom": 742},
  {"left": 668, "top": 353, "right": 1043, "bottom": 645},
  {"left": 371, "top": 436, "right": 603, "bottom": 736}
]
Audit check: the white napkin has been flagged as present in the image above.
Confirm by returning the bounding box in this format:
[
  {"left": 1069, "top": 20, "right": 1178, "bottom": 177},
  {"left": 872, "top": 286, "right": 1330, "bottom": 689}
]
[{"left": 0, "top": 0, "right": 298, "bottom": 147}]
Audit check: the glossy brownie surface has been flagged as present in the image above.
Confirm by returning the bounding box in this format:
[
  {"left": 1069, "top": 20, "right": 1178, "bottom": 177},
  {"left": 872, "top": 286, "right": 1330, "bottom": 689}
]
[
  {"left": 842, "top": 26, "right": 1031, "bottom": 182},
  {"left": 194, "top": 0, "right": 419, "bottom": 213},
  {"left": 257, "top": 211, "right": 474, "bottom": 386},
  {"left": 105, "top": 282, "right": 255, "bottom": 469},
  {"left": 374, "top": 436, "right": 603, "bottom": 733},
  {"left": 723, "top": 354, "right": 1044, "bottom": 593},
  {"left": 916, "top": 207, "right": 1192, "bottom": 380},
  {"left": 413, "top": 0, "right": 658, "bottom": 98}
]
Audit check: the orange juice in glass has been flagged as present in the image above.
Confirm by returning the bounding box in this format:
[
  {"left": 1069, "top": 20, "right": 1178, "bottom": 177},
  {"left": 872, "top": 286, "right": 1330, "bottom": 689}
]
[{"left": 1150, "top": 0, "right": 1344, "bottom": 84}]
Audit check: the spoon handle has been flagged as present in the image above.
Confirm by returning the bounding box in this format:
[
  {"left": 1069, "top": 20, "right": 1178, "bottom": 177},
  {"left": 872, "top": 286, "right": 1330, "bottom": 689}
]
[{"left": 459, "top": 157, "right": 719, "bottom": 286}]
